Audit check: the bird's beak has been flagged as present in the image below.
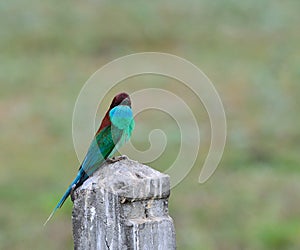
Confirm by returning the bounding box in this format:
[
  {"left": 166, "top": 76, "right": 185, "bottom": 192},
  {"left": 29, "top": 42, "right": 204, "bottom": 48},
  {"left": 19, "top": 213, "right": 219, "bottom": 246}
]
[{"left": 121, "top": 97, "right": 131, "bottom": 107}]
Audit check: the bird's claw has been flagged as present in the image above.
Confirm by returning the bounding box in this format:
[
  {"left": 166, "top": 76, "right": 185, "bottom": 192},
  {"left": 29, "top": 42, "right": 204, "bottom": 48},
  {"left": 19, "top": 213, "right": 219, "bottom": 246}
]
[
  {"left": 106, "top": 155, "right": 127, "bottom": 164},
  {"left": 70, "top": 184, "right": 76, "bottom": 202}
]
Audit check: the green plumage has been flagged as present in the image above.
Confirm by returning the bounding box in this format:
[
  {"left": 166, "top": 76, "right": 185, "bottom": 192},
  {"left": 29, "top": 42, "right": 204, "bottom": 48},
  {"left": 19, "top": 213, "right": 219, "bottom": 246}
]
[{"left": 44, "top": 99, "right": 134, "bottom": 226}]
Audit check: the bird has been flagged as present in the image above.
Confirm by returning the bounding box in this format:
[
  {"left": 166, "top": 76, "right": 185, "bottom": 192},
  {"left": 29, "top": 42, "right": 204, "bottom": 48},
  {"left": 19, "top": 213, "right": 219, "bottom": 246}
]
[{"left": 44, "top": 92, "right": 135, "bottom": 226}]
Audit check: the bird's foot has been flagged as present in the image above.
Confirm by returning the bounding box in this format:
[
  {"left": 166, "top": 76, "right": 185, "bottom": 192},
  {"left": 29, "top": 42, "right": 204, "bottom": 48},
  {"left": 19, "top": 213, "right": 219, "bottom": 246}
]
[
  {"left": 106, "top": 155, "right": 127, "bottom": 164},
  {"left": 70, "top": 184, "right": 76, "bottom": 202}
]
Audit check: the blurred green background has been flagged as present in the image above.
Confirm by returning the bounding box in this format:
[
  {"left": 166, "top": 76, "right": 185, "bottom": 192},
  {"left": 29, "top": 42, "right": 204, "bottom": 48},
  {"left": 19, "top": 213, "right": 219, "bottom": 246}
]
[{"left": 1, "top": 0, "right": 300, "bottom": 249}]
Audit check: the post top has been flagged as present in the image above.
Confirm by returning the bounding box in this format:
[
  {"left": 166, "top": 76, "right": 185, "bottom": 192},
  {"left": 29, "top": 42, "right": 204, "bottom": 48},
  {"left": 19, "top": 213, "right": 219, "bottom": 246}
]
[{"left": 75, "top": 156, "right": 170, "bottom": 201}]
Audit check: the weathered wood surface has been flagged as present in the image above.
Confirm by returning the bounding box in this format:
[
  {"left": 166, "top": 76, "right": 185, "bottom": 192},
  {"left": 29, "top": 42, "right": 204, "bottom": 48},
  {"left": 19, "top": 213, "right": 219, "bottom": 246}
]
[{"left": 72, "top": 156, "right": 176, "bottom": 250}]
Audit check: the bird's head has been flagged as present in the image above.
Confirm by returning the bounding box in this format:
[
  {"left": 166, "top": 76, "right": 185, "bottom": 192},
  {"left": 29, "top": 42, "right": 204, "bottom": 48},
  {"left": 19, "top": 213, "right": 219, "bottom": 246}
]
[{"left": 110, "top": 92, "right": 131, "bottom": 109}]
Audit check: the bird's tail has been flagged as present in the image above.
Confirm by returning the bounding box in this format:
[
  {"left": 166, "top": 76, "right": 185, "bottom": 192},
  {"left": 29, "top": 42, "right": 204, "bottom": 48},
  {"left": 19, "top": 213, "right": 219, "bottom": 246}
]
[
  {"left": 43, "top": 185, "right": 72, "bottom": 226},
  {"left": 43, "top": 173, "right": 83, "bottom": 226}
]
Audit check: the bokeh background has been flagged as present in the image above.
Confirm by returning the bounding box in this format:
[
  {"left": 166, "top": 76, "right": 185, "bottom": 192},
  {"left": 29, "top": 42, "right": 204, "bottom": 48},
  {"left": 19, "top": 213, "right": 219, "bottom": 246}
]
[{"left": 1, "top": 1, "right": 300, "bottom": 249}]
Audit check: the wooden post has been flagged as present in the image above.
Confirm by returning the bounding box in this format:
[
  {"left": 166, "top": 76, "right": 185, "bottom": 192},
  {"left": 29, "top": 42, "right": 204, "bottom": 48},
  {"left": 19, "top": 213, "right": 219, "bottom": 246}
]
[{"left": 72, "top": 156, "right": 176, "bottom": 250}]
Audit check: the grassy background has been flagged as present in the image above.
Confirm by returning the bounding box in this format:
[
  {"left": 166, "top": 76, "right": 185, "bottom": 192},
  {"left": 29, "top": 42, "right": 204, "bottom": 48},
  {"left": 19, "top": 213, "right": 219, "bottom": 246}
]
[{"left": 1, "top": 0, "right": 300, "bottom": 249}]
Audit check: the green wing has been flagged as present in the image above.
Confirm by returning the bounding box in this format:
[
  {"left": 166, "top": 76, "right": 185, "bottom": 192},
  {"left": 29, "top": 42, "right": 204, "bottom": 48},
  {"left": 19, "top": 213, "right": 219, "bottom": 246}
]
[{"left": 81, "top": 125, "right": 123, "bottom": 177}]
